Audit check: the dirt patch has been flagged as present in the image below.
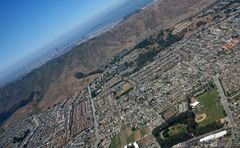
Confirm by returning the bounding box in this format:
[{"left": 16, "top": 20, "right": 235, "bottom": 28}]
[
  {"left": 138, "top": 135, "right": 156, "bottom": 147},
  {"left": 133, "top": 130, "right": 141, "bottom": 141},
  {"left": 195, "top": 113, "right": 207, "bottom": 123}
]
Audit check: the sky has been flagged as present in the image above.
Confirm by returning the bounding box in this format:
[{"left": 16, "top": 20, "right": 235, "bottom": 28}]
[{"left": 0, "top": 0, "right": 121, "bottom": 74}]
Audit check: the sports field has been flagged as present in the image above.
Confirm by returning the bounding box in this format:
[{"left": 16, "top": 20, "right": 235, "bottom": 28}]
[{"left": 195, "top": 88, "right": 226, "bottom": 126}]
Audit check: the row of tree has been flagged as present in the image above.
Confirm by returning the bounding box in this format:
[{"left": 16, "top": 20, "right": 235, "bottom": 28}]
[{"left": 135, "top": 29, "right": 184, "bottom": 69}]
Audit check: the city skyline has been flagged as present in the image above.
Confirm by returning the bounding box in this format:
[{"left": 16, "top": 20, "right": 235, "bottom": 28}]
[{"left": 0, "top": 0, "right": 121, "bottom": 75}]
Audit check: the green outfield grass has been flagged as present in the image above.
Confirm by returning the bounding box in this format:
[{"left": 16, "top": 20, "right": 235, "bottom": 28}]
[
  {"left": 197, "top": 88, "right": 219, "bottom": 107},
  {"left": 196, "top": 88, "right": 226, "bottom": 127}
]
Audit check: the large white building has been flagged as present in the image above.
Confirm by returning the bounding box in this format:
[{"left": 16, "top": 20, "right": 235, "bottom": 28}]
[{"left": 200, "top": 130, "right": 227, "bottom": 142}]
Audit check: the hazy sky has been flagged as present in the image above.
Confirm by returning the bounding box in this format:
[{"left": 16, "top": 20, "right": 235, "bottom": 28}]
[{"left": 0, "top": 0, "right": 121, "bottom": 74}]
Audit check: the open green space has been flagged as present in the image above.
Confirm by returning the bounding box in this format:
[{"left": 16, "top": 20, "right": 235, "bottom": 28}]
[
  {"left": 198, "top": 104, "right": 226, "bottom": 126},
  {"left": 109, "top": 136, "right": 118, "bottom": 148},
  {"left": 168, "top": 124, "right": 187, "bottom": 137},
  {"left": 152, "top": 111, "right": 195, "bottom": 147},
  {"left": 109, "top": 127, "right": 148, "bottom": 148},
  {"left": 126, "top": 133, "right": 134, "bottom": 144},
  {"left": 196, "top": 88, "right": 226, "bottom": 127},
  {"left": 109, "top": 127, "right": 128, "bottom": 148},
  {"left": 197, "top": 88, "right": 219, "bottom": 107},
  {"left": 152, "top": 87, "right": 227, "bottom": 147}
]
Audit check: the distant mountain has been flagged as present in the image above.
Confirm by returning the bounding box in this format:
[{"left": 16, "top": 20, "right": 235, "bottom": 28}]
[
  {"left": 0, "top": 0, "right": 214, "bottom": 127},
  {"left": 0, "top": 0, "right": 154, "bottom": 87}
]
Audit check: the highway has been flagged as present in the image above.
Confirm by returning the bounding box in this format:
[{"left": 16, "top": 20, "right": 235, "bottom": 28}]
[{"left": 88, "top": 85, "right": 101, "bottom": 148}]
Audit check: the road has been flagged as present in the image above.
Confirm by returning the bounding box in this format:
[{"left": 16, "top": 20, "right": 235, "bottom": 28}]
[
  {"left": 76, "top": 91, "right": 84, "bottom": 104},
  {"left": 88, "top": 85, "right": 101, "bottom": 148},
  {"left": 229, "top": 92, "right": 240, "bottom": 100},
  {"left": 126, "top": 77, "right": 146, "bottom": 99},
  {"left": 213, "top": 74, "right": 238, "bottom": 144},
  {"left": 213, "top": 74, "right": 234, "bottom": 126},
  {"left": 20, "top": 115, "right": 40, "bottom": 148}
]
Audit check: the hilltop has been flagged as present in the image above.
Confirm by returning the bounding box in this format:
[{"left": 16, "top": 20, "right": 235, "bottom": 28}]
[{"left": 0, "top": 0, "right": 214, "bottom": 127}]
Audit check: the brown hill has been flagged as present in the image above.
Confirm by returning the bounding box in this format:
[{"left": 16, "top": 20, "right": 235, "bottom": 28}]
[{"left": 0, "top": 0, "right": 215, "bottom": 127}]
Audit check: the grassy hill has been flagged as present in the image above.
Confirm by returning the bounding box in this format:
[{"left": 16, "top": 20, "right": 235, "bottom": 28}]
[{"left": 0, "top": 0, "right": 215, "bottom": 127}]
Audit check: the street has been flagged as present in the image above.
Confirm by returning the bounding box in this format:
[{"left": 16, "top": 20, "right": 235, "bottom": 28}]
[
  {"left": 88, "top": 85, "right": 101, "bottom": 148},
  {"left": 213, "top": 74, "right": 237, "bottom": 144}
]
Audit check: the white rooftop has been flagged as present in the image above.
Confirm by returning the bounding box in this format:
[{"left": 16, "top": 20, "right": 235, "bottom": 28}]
[
  {"left": 200, "top": 130, "right": 227, "bottom": 142},
  {"left": 124, "top": 142, "right": 140, "bottom": 148},
  {"left": 190, "top": 101, "right": 200, "bottom": 108}
]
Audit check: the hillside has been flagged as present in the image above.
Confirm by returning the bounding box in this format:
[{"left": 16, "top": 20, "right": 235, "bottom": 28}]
[{"left": 0, "top": 0, "right": 215, "bottom": 127}]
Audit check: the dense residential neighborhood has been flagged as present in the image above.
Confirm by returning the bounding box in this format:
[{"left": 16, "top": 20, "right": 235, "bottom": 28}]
[{"left": 0, "top": 0, "right": 239, "bottom": 148}]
